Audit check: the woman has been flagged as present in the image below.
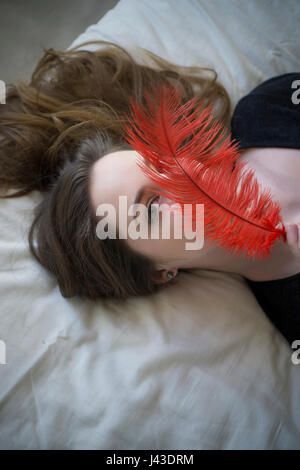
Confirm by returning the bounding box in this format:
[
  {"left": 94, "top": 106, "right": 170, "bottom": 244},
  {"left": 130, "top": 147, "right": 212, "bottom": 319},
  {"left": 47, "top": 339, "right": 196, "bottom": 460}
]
[
  {"left": 0, "top": 40, "right": 299, "bottom": 344},
  {"left": 0, "top": 39, "right": 232, "bottom": 299}
]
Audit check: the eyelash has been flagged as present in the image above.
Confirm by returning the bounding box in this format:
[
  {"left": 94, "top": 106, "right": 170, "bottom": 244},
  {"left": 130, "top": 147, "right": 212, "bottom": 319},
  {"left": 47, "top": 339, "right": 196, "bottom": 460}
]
[{"left": 147, "top": 195, "right": 160, "bottom": 223}]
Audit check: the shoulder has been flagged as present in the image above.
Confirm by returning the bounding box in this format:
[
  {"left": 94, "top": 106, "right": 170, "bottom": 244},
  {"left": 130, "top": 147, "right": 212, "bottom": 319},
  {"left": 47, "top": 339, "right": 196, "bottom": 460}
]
[
  {"left": 230, "top": 73, "right": 300, "bottom": 150},
  {"left": 233, "top": 73, "right": 300, "bottom": 120}
]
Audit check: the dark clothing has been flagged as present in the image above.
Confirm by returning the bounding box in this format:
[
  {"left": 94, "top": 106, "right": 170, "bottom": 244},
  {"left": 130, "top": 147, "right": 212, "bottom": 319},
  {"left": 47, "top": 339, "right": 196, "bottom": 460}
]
[
  {"left": 230, "top": 73, "right": 300, "bottom": 347},
  {"left": 231, "top": 73, "right": 300, "bottom": 150}
]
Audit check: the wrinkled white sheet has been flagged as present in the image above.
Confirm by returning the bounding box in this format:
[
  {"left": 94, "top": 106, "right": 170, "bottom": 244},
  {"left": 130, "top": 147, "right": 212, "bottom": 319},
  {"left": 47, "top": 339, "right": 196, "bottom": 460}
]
[{"left": 0, "top": 0, "right": 299, "bottom": 450}]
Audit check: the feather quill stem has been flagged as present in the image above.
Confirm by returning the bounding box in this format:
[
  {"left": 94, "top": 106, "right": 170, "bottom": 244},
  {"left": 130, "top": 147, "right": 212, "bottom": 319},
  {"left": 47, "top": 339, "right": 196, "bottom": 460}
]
[{"left": 122, "top": 82, "right": 287, "bottom": 260}]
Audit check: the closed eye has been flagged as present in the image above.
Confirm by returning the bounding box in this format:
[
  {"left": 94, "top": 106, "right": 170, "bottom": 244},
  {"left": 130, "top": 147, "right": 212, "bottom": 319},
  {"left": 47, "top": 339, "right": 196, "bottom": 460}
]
[{"left": 147, "top": 195, "right": 160, "bottom": 223}]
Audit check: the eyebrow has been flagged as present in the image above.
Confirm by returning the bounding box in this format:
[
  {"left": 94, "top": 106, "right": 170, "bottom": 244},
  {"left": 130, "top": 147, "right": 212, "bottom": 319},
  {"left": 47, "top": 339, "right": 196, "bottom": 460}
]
[{"left": 133, "top": 184, "right": 155, "bottom": 219}]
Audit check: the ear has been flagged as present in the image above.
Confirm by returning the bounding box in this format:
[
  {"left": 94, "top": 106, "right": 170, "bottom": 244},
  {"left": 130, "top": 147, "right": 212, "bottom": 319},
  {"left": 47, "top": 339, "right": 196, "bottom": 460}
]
[
  {"left": 152, "top": 268, "right": 178, "bottom": 285},
  {"left": 152, "top": 270, "right": 166, "bottom": 285}
]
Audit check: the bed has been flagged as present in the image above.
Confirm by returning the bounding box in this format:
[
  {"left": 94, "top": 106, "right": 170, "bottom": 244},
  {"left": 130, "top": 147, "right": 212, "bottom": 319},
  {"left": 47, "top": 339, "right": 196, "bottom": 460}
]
[{"left": 0, "top": 0, "right": 299, "bottom": 450}]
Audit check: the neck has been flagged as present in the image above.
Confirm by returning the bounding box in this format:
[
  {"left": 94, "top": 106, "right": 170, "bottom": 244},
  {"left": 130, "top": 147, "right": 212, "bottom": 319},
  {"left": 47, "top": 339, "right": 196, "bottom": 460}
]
[{"left": 184, "top": 237, "right": 300, "bottom": 281}]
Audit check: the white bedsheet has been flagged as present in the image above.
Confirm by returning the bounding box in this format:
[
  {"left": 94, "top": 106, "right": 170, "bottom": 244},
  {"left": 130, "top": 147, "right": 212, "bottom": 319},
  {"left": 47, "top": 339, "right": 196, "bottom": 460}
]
[{"left": 0, "top": 0, "right": 299, "bottom": 450}]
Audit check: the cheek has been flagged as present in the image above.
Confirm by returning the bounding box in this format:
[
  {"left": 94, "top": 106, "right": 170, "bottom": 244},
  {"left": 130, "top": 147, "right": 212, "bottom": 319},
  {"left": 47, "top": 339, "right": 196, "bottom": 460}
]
[{"left": 127, "top": 237, "right": 167, "bottom": 261}]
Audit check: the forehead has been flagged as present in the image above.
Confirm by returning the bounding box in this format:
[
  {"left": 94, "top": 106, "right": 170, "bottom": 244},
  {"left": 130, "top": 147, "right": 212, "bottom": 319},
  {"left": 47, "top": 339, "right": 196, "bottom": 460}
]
[{"left": 89, "top": 149, "right": 141, "bottom": 212}]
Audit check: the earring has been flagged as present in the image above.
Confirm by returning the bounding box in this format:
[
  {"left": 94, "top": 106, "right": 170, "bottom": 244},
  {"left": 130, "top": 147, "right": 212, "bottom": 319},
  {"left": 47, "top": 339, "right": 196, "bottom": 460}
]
[{"left": 167, "top": 271, "right": 175, "bottom": 279}]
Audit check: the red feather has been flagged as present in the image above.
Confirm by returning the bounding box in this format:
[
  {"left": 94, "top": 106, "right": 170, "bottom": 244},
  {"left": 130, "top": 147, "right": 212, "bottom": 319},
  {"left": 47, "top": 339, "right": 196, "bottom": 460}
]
[{"left": 122, "top": 82, "right": 287, "bottom": 260}]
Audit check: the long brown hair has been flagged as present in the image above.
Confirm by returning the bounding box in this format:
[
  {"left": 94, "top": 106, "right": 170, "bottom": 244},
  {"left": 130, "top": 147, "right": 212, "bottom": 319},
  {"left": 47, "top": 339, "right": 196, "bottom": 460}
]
[{"left": 0, "top": 40, "right": 232, "bottom": 300}]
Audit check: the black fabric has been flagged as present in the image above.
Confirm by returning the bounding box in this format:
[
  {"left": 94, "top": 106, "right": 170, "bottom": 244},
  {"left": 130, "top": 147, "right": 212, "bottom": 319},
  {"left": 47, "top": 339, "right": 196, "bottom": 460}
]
[
  {"left": 230, "top": 72, "right": 300, "bottom": 348},
  {"left": 231, "top": 73, "right": 300, "bottom": 150},
  {"left": 245, "top": 273, "right": 300, "bottom": 346}
]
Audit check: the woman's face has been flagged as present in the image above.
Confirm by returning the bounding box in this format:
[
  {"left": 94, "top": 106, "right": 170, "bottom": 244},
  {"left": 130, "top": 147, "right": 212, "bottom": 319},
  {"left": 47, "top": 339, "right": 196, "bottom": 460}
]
[{"left": 89, "top": 150, "right": 213, "bottom": 283}]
